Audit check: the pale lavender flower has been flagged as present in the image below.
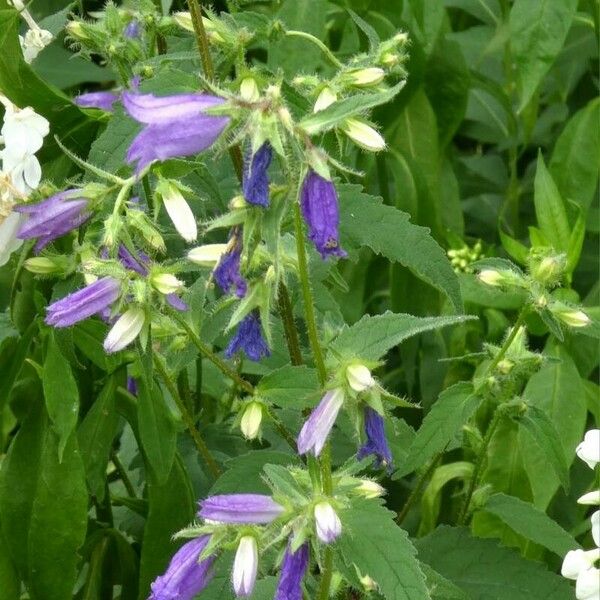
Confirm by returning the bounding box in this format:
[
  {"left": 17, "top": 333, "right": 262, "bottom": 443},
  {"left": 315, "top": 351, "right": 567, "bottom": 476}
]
[
  {"left": 15, "top": 190, "right": 91, "bottom": 251},
  {"left": 314, "top": 501, "right": 342, "bottom": 544},
  {"left": 166, "top": 294, "right": 188, "bottom": 311},
  {"left": 300, "top": 169, "right": 347, "bottom": 260},
  {"left": 45, "top": 277, "right": 120, "bottom": 328},
  {"left": 243, "top": 142, "right": 272, "bottom": 207},
  {"left": 124, "top": 20, "right": 141, "bottom": 38},
  {"left": 357, "top": 406, "right": 393, "bottom": 470},
  {"left": 213, "top": 232, "right": 246, "bottom": 297},
  {"left": 198, "top": 493, "right": 284, "bottom": 524},
  {"left": 225, "top": 312, "right": 270, "bottom": 362},
  {"left": 74, "top": 92, "right": 119, "bottom": 112},
  {"left": 297, "top": 388, "right": 344, "bottom": 457},
  {"left": 123, "top": 92, "right": 229, "bottom": 172},
  {"left": 148, "top": 536, "right": 215, "bottom": 600},
  {"left": 275, "top": 543, "right": 309, "bottom": 600}
]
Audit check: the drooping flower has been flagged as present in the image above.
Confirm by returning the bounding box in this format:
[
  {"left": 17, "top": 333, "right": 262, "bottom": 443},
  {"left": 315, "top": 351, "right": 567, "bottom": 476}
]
[
  {"left": 232, "top": 536, "right": 258, "bottom": 597},
  {"left": 118, "top": 244, "right": 149, "bottom": 275},
  {"left": 213, "top": 232, "right": 247, "bottom": 298},
  {"left": 198, "top": 494, "right": 284, "bottom": 524},
  {"left": 274, "top": 543, "right": 309, "bottom": 600},
  {"left": 15, "top": 190, "right": 92, "bottom": 251},
  {"left": 576, "top": 430, "right": 600, "bottom": 469},
  {"left": 187, "top": 243, "right": 228, "bottom": 266},
  {"left": 357, "top": 406, "right": 393, "bottom": 470},
  {"left": 297, "top": 388, "right": 344, "bottom": 457},
  {"left": 341, "top": 118, "right": 386, "bottom": 152},
  {"left": 103, "top": 307, "right": 145, "bottom": 353},
  {"left": 46, "top": 277, "right": 121, "bottom": 328},
  {"left": 314, "top": 501, "right": 342, "bottom": 544},
  {"left": 151, "top": 273, "right": 184, "bottom": 295},
  {"left": 123, "top": 91, "right": 229, "bottom": 172},
  {"left": 242, "top": 142, "right": 272, "bottom": 207},
  {"left": 225, "top": 312, "right": 270, "bottom": 362},
  {"left": 149, "top": 536, "right": 216, "bottom": 600},
  {"left": 166, "top": 293, "right": 189, "bottom": 312},
  {"left": 160, "top": 182, "right": 198, "bottom": 243},
  {"left": 74, "top": 91, "right": 119, "bottom": 112},
  {"left": 300, "top": 169, "right": 347, "bottom": 260},
  {"left": 240, "top": 401, "right": 263, "bottom": 440}
]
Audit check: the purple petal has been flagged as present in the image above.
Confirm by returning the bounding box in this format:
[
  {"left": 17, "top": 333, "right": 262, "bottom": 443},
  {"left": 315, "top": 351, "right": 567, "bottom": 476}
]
[
  {"left": 357, "top": 407, "right": 393, "bottom": 470},
  {"left": 243, "top": 143, "right": 272, "bottom": 207},
  {"left": 297, "top": 389, "right": 344, "bottom": 456},
  {"left": 275, "top": 543, "right": 309, "bottom": 600},
  {"left": 213, "top": 233, "right": 246, "bottom": 297},
  {"left": 166, "top": 294, "right": 188, "bottom": 311},
  {"left": 198, "top": 494, "right": 284, "bottom": 524},
  {"left": 124, "top": 20, "right": 141, "bottom": 38},
  {"left": 225, "top": 312, "right": 270, "bottom": 362},
  {"left": 118, "top": 244, "right": 149, "bottom": 275},
  {"left": 75, "top": 92, "right": 119, "bottom": 112}
]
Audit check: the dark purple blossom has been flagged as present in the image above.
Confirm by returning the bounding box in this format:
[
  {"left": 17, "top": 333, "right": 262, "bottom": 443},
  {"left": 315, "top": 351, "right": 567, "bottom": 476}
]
[
  {"left": 124, "top": 20, "right": 141, "bottom": 38},
  {"left": 127, "top": 376, "right": 138, "bottom": 396},
  {"left": 225, "top": 312, "right": 270, "bottom": 362},
  {"left": 213, "top": 233, "right": 246, "bottom": 297},
  {"left": 123, "top": 92, "right": 229, "bottom": 173},
  {"left": 46, "top": 277, "right": 121, "bottom": 328},
  {"left": 149, "top": 536, "right": 215, "bottom": 600},
  {"left": 198, "top": 494, "right": 283, "bottom": 524},
  {"left": 15, "top": 190, "right": 91, "bottom": 252},
  {"left": 243, "top": 142, "right": 272, "bottom": 207},
  {"left": 300, "top": 169, "right": 347, "bottom": 260},
  {"left": 357, "top": 406, "right": 393, "bottom": 470},
  {"left": 118, "top": 244, "right": 149, "bottom": 275},
  {"left": 275, "top": 543, "right": 309, "bottom": 600},
  {"left": 74, "top": 92, "right": 119, "bottom": 112}
]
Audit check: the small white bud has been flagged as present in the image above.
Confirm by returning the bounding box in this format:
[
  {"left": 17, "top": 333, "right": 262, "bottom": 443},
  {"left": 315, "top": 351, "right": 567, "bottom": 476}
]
[
  {"left": 313, "top": 87, "right": 337, "bottom": 113},
  {"left": 103, "top": 307, "right": 145, "bottom": 354},
  {"left": 172, "top": 11, "right": 194, "bottom": 32},
  {"left": 24, "top": 256, "right": 61, "bottom": 274},
  {"left": 381, "top": 52, "right": 399, "bottom": 67},
  {"left": 347, "top": 67, "right": 385, "bottom": 87},
  {"left": 576, "top": 430, "right": 600, "bottom": 469},
  {"left": 314, "top": 501, "right": 342, "bottom": 544},
  {"left": 346, "top": 364, "right": 375, "bottom": 392},
  {"left": 162, "top": 184, "right": 197, "bottom": 243},
  {"left": 554, "top": 308, "right": 591, "bottom": 328},
  {"left": 240, "top": 402, "right": 263, "bottom": 440},
  {"left": 151, "top": 273, "right": 184, "bottom": 295},
  {"left": 360, "top": 574, "right": 378, "bottom": 592},
  {"left": 232, "top": 536, "right": 258, "bottom": 597},
  {"left": 187, "top": 243, "right": 228, "bottom": 267},
  {"left": 577, "top": 491, "right": 600, "bottom": 505},
  {"left": 341, "top": 118, "right": 386, "bottom": 152},
  {"left": 239, "top": 77, "right": 260, "bottom": 102},
  {"left": 355, "top": 479, "right": 385, "bottom": 499},
  {"left": 477, "top": 269, "right": 503, "bottom": 286}
]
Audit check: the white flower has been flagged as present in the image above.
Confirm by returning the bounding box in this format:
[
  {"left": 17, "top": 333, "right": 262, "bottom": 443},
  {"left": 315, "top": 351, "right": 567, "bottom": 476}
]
[
  {"left": 341, "top": 118, "right": 386, "bottom": 152},
  {"left": 562, "top": 548, "right": 600, "bottom": 580},
  {"left": 172, "top": 11, "right": 194, "bottom": 32},
  {"left": 240, "top": 402, "right": 263, "bottom": 440},
  {"left": 161, "top": 185, "right": 197, "bottom": 243},
  {"left": 232, "top": 536, "right": 258, "bottom": 597},
  {"left": 0, "top": 211, "right": 24, "bottom": 266},
  {"left": 554, "top": 308, "right": 591, "bottom": 328},
  {"left": 187, "top": 243, "right": 228, "bottom": 266},
  {"left": 151, "top": 273, "right": 184, "bottom": 295},
  {"left": 313, "top": 87, "right": 337, "bottom": 113},
  {"left": 103, "top": 307, "right": 145, "bottom": 354},
  {"left": 19, "top": 28, "right": 53, "bottom": 63},
  {"left": 578, "top": 491, "right": 600, "bottom": 505},
  {"left": 355, "top": 479, "right": 385, "bottom": 499},
  {"left": 1, "top": 102, "right": 49, "bottom": 156},
  {"left": 347, "top": 67, "right": 385, "bottom": 87},
  {"left": 346, "top": 364, "right": 375, "bottom": 392},
  {"left": 576, "top": 567, "right": 600, "bottom": 600},
  {"left": 592, "top": 511, "right": 599, "bottom": 548},
  {"left": 314, "top": 501, "right": 342, "bottom": 544},
  {"left": 576, "top": 430, "right": 600, "bottom": 469},
  {"left": 1, "top": 148, "right": 42, "bottom": 195}
]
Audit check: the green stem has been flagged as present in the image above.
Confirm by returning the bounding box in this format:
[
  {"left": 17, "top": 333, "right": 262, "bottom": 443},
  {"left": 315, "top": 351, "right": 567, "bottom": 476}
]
[
  {"left": 111, "top": 450, "right": 136, "bottom": 498},
  {"left": 285, "top": 30, "right": 343, "bottom": 68},
  {"left": 153, "top": 354, "right": 222, "bottom": 479},
  {"left": 485, "top": 308, "right": 527, "bottom": 375},
  {"left": 277, "top": 281, "right": 303, "bottom": 366}
]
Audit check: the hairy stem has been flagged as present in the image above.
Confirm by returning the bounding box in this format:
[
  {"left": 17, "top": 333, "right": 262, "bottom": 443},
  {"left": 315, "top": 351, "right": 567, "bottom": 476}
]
[
  {"left": 285, "top": 30, "right": 343, "bottom": 68},
  {"left": 277, "top": 280, "right": 304, "bottom": 366},
  {"left": 111, "top": 450, "right": 136, "bottom": 498}
]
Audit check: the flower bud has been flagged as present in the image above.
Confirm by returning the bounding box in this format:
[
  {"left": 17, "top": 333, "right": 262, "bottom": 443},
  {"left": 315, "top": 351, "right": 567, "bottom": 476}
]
[
  {"left": 240, "top": 401, "right": 263, "bottom": 440},
  {"left": 355, "top": 479, "right": 385, "bottom": 499},
  {"left": 380, "top": 52, "right": 399, "bottom": 67},
  {"left": 160, "top": 183, "right": 197, "bottom": 243},
  {"left": 576, "top": 429, "right": 600, "bottom": 469},
  {"left": 24, "top": 256, "right": 65, "bottom": 275},
  {"left": 341, "top": 118, "right": 386, "bottom": 152},
  {"left": 360, "top": 574, "right": 378, "bottom": 592},
  {"left": 65, "top": 21, "right": 88, "bottom": 40},
  {"left": 477, "top": 269, "right": 503, "bottom": 286},
  {"left": 172, "top": 11, "right": 194, "bottom": 31},
  {"left": 346, "top": 364, "right": 375, "bottom": 392},
  {"left": 577, "top": 491, "right": 600, "bottom": 505},
  {"left": 103, "top": 307, "right": 145, "bottom": 354},
  {"left": 151, "top": 273, "right": 184, "bottom": 295},
  {"left": 313, "top": 87, "right": 337, "bottom": 113},
  {"left": 240, "top": 77, "right": 260, "bottom": 102},
  {"left": 314, "top": 501, "right": 342, "bottom": 544},
  {"left": 128, "top": 210, "right": 165, "bottom": 252},
  {"left": 553, "top": 307, "right": 591, "bottom": 328},
  {"left": 229, "top": 195, "right": 248, "bottom": 210},
  {"left": 347, "top": 67, "right": 385, "bottom": 87},
  {"left": 531, "top": 255, "right": 565, "bottom": 284},
  {"left": 232, "top": 536, "right": 258, "bottom": 597},
  {"left": 187, "top": 244, "right": 228, "bottom": 267}
]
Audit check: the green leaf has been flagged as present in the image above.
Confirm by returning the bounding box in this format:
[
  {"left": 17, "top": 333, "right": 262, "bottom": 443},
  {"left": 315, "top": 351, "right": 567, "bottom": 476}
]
[
  {"left": 339, "top": 185, "right": 462, "bottom": 311},
  {"left": 395, "top": 382, "right": 480, "bottom": 478},
  {"left": 336, "top": 499, "right": 429, "bottom": 600},
  {"left": 73, "top": 320, "right": 124, "bottom": 373},
  {"left": 42, "top": 331, "right": 80, "bottom": 461},
  {"left": 256, "top": 365, "right": 319, "bottom": 409},
  {"left": 138, "top": 455, "right": 195, "bottom": 599},
  {"left": 415, "top": 526, "right": 573, "bottom": 599},
  {"left": 331, "top": 313, "right": 475, "bottom": 364},
  {"left": 533, "top": 152, "right": 571, "bottom": 253},
  {"left": 550, "top": 98, "right": 600, "bottom": 211},
  {"left": 419, "top": 564, "right": 469, "bottom": 600},
  {"left": 28, "top": 430, "right": 88, "bottom": 600},
  {"left": 509, "top": 0, "right": 578, "bottom": 110},
  {"left": 483, "top": 493, "right": 579, "bottom": 557},
  {"left": 0, "top": 525, "right": 19, "bottom": 600},
  {"left": 78, "top": 375, "right": 120, "bottom": 500}
]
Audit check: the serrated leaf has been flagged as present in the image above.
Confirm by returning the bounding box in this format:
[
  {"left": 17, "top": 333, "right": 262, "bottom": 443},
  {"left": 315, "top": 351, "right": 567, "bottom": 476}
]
[
  {"left": 336, "top": 499, "right": 430, "bottom": 600},
  {"left": 415, "top": 526, "right": 572, "bottom": 599},
  {"left": 339, "top": 185, "right": 462, "bottom": 311},
  {"left": 483, "top": 493, "right": 578, "bottom": 556},
  {"left": 395, "top": 382, "right": 480, "bottom": 478},
  {"left": 330, "top": 312, "right": 475, "bottom": 362},
  {"left": 256, "top": 365, "right": 319, "bottom": 409}
]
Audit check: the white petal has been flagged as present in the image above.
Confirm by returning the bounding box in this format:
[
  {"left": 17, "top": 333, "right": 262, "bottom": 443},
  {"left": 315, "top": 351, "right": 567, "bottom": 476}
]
[
  {"left": 103, "top": 308, "right": 145, "bottom": 354},
  {"left": 576, "top": 430, "right": 600, "bottom": 470},
  {"left": 22, "top": 154, "right": 41, "bottom": 190},
  {"left": 576, "top": 567, "right": 600, "bottom": 600},
  {"left": 163, "top": 189, "right": 197, "bottom": 243},
  {"left": 592, "top": 511, "right": 599, "bottom": 548},
  {"left": 0, "top": 212, "right": 24, "bottom": 266}
]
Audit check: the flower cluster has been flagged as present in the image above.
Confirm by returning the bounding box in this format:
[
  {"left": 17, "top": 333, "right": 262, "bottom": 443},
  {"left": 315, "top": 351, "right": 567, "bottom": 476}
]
[
  {"left": 9, "top": 0, "right": 52, "bottom": 63},
  {"left": 561, "top": 429, "right": 600, "bottom": 600}
]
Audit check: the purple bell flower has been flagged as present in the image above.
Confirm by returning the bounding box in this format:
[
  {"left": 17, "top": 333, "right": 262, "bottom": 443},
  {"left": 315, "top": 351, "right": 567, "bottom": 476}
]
[
  {"left": 275, "top": 543, "right": 309, "bottom": 600},
  {"left": 300, "top": 169, "right": 347, "bottom": 260},
  {"left": 124, "top": 20, "right": 141, "bottom": 39},
  {"left": 297, "top": 388, "right": 344, "bottom": 457},
  {"left": 213, "top": 232, "right": 247, "bottom": 298},
  {"left": 243, "top": 142, "right": 272, "bottom": 207},
  {"left": 45, "top": 277, "right": 121, "bottom": 328},
  {"left": 225, "top": 312, "right": 270, "bottom": 362},
  {"left": 118, "top": 244, "right": 149, "bottom": 275},
  {"left": 166, "top": 293, "right": 188, "bottom": 311},
  {"left": 74, "top": 92, "right": 119, "bottom": 112},
  {"left": 198, "top": 493, "right": 284, "bottom": 524},
  {"left": 149, "top": 536, "right": 215, "bottom": 600},
  {"left": 357, "top": 406, "right": 393, "bottom": 470},
  {"left": 15, "top": 190, "right": 92, "bottom": 252},
  {"left": 123, "top": 92, "right": 229, "bottom": 173},
  {"left": 127, "top": 376, "right": 138, "bottom": 396}
]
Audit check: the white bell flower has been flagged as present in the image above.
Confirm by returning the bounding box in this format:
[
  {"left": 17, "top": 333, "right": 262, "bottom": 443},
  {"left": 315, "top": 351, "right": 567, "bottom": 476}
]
[
  {"left": 346, "top": 364, "right": 375, "bottom": 392},
  {"left": 0, "top": 211, "right": 24, "bottom": 266},
  {"left": 0, "top": 101, "right": 50, "bottom": 155},
  {"left": 162, "top": 184, "right": 197, "bottom": 243},
  {"left": 20, "top": 28, "right": 53, "bottom": 63},
  {"left": 576, "top": 567, "right": 600, "bottom": 600},
  {"left": 576, "top": 430, "right": 600, "bottom": 470},
  {"left": 232, "top": 535, "right": 258, "bottom": 597},
  {"left": 314, "top": 501, "right": 342, "bottom": 544},
  {"left": 187, "top": 243, "right": 228, "bottom": 266},
  {"left": 578, "top": 491, "right": 600, "bottom": 505},
  {"left": 103, "top": 308, "right": 145, "bottom": 354},
  {"left": 1, "top": 147, "right": 42, "bottom": 195}
]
